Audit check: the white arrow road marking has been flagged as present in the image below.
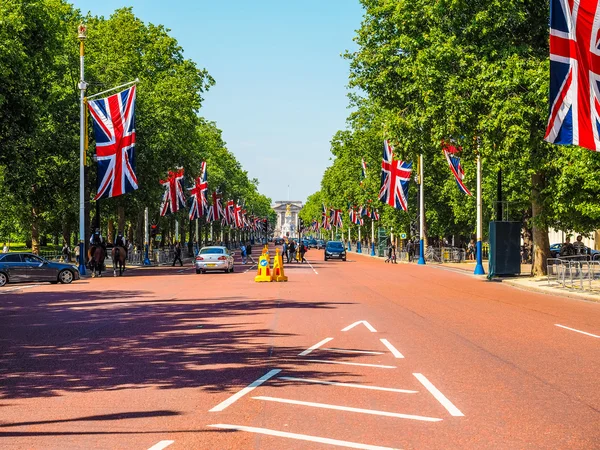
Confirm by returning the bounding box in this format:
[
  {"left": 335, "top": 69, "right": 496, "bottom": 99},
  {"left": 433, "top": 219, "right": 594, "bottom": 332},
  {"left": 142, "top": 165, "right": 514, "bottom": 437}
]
[
  {"left": 555, "top": 324, "right": 600, "bottom": 339},
  {"left": 208, "top": 424, "right": 400, "bottom": 450},
  {"left": 209, "top": 369, "right": 281, "bottom": 412},
  {"left": 253, "top": 396, "right": 442, "bottom": 422},
  {"left": 342, "top": 320, "right": 377, "bottom": 332},
  {"left": 413, "top": 373, "right": 464, "bottom": 417},
  {"left": 380, "top": 339, "right": 405, "bottom": 358},
  {"left": 147, "top": 441, "right": 174, "bottom": 450},
  {"left": 298, "top": 337, "right": 334, "bottom": 356}
]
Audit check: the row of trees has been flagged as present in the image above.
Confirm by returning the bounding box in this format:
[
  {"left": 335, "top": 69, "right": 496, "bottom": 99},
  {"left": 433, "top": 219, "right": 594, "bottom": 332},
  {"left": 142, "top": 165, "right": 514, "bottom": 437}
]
[
  {"left": 0, "top": 1, "right": 274, "bottom": 252},
  {"left": 300, "top": 0, "right": 600, "bottom": 275}
]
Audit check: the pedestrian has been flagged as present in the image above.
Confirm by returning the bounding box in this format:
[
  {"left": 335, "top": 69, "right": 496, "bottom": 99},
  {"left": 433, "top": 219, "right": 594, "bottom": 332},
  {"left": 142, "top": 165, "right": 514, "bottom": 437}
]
[
  {"left": 391, "top": 243, "right": 397, "bottom": 264},
  {"left": 560, "top": 236, "right": 575, "bottom": 257},
  {"left": 283, "top": 240, "right": 289, "bottom": 263},
  {"left": 385, "top": 242, "right": 393, "bottom": 263},
  {"left": 300, "top": 242, "right": 307, "bottom": 263},
  {"left": 74, "top": 244, "right": 80, "bottom": 262},
  {"left": 2, "top": 242, "right": 8, "bottom": 253},
  {"left": 172, "top": 241, "right": 183, "bottom": 267},
  {"left": 62, "top": 241, "right": 71, "bottom": 262},
  {"left": 573, "top": 235, "right": 586, "bottom": 255},
  {"left": 240, "top": 242, "right": 247, "bottom": 264},
  {"left": 406, "top": 240, "right": 414, "bottom": 262},
  {"left": 288, "top": 240, "right": 296, "bottom": 263},
  {"left": 467, "top": 239, "right": 475, "bottom": 261}
]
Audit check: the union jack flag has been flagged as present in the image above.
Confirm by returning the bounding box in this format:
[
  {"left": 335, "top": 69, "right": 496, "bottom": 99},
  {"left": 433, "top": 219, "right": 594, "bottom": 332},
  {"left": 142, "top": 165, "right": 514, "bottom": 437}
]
[
  {"left": 321, "top": 204, "right": 331, "bottom": 230},
  {"left": 311, "top": 219, "right": 319, "bottom": 231},
  {"left": 224, "top": 200, "right": 235, "bottom": 226},
  {"left": 188, "top": 161, "right": 208, "bottom": 220},
  {"left": 207, "top": 191, "right": 223, "bottom": 222},
  {"left": 332, "top": 208, "right": 343, "bottom": 228},
  {"left": 349, "top": 206, "right": 363, "bottom": 225},
  {"left": 88, "top": 85, "right": 138, "bottom": 200},
  {"left": 545, "top": 0, "right": 600, "bottom": 151},
  {"left": 234, "top": 202, "right": 243, "bottom": 229},
  {"left": 160, "top": 169, "right": 186, "bottom": 216},
  {"left": 360, "top": 158, "right": 367, "bottom": 186},
  {"left": 370, "top": 209, "right": 380, "bottom": 221},
  {"left": 442, "top": 142, "right": 472, "bottom": 196},
  {"left": 379, "top": 140, "right": 412, "bottom": 211}
]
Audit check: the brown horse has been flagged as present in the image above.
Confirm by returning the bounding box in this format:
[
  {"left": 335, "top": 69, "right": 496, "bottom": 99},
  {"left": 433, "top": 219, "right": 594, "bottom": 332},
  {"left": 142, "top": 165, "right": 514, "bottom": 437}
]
[
  {"left": 111, "top": 246, "right": 127, "bottom": 277},
  {"left": 88, "top": 245, "right": 106, "bottom": 277}
]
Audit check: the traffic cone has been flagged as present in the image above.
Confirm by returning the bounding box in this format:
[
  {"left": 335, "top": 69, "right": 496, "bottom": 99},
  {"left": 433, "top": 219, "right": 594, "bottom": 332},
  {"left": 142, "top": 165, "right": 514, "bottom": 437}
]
[{"left": 272, "top": 249, "right": 288, "bottom": 282}]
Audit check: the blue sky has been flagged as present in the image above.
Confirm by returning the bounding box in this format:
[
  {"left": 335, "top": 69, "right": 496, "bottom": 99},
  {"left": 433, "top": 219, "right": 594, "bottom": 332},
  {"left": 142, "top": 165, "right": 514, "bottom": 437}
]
[{"left": 71, "top": 0, "right": 364, "bottom": 204}]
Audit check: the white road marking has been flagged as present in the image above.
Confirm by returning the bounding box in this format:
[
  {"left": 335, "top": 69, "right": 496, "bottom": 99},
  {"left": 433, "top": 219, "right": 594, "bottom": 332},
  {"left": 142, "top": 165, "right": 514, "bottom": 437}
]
[
  {"left": 208, "top": 424, "right": 399, "bottom": 450},
  {"left": 0, "top": 284, "right": 40, "bottom": 294},
  {"left": 147, "top": 441, "right": 174, "bottom": 450},
  {"left": 176, "top": 269, "right": 186, "bottom": 273},
  {"left": 298, "top": 337, "right": 334, "bottom": 356},
  {"left": 307, "top": 260, "right": 319, "bottom": 275},
  {"left": 243, "top": 263, "right": 257, "bottom": 274},
  {"left": 209, "top": 369, "right": 281, "bottom": 412},
  {"left": 323, "top": 347, "right": 385, "bottom": 355},
  {"left": 253, "top": 396, "right": 442, "bottom": 422},
  {"left": 413, "top": 373, "right": 464, "bottom": 417},
  {"left": 278, "top": 376, "right": 418, "bottom": 394},
  {"left": 555, "top": 324, "right": 600, "bottom": 339},
  {"left": 342, "top": 320, "right": 377, "bottom": 332},
  {"left": 380, "top": 339, "right": 405, "bottom": 358},
  {"left": 299, "top": 359, "right": 396, "bottom": 369}
]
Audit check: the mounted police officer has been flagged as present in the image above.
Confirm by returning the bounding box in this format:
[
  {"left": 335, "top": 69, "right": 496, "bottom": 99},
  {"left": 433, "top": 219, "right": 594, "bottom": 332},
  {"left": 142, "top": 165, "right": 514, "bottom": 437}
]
[
  {"left": 114, "top": 230, "right": 127, "bottom": 260},
  {"left": 90, "top": 228, "right": 105, "bottom": 247}
]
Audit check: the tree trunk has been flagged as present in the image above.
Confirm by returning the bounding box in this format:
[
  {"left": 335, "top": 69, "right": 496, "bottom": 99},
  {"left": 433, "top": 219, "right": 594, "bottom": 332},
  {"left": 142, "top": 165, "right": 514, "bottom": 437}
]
[
  {"left": 31, "top": 206, "right": 40, "bottom": 255},
  {"left": 62, "top": 219, "right": 70, "bottom": 246},
  {"left": 531, "top": 172, "right": 550, "bottom": 276},
  {"left": 118, "top": 206, "right": 125, "bottom": 234},
  {"left": 107, "top": 219, "right": 115, "bottom": 244}
]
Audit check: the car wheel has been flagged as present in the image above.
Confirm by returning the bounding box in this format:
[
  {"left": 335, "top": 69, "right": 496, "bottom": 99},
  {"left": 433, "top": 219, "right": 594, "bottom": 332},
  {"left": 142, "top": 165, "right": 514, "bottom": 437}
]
[
  {"left": 324, "top": 257, "right": 328, "bottom": 261},
  {"left": 59, "top": 270, "right": 74, "bottom": 284},
  {"left": 342, "top": 258, "right": 347, "bottom": 262},
  {"left": 196, "top": 268, "right": 201, "bottom": 274},
  {"left": 0, "top": 272, "right": 7, "bottom": 287}
]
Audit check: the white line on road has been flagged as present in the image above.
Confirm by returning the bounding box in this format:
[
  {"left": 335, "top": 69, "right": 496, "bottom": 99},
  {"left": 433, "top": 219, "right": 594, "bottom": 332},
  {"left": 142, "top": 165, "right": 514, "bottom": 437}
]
[
  {"left": 380, "top": 339, "right": 405, "bottom": 358},
  {"left": 299, "top": 359, "right": 396, "bottom": 369},
  {"left": 147, "top": 441, "right": 174, "bottom": 450},
  {"left": 208, "top": 424, "right": 400, "bottom": 450},
  {"left": 306, "top": 260, "right": 319, "bottom": 275},
  {"left": 209, "top": 369, "right": 281, "bottom": 412},
  {"left": 0, "top": 284, "right": 40, "bottom": 294},
  {"left": 278, "top": 376, "right": 418, "bottom": 394},
  {"left": 298, "top": 337, "right": 334, "bottom": 356},
  {"left": 413, "top": 373, "right": 464, "bottom": 417},
  {"left": 323, "top": 347, "right": 385, "bottom": 355},
  {"left": 555, "top": 324, "right": 600, "bottom": 339},
  {"left": 342, "top": 320, "right": 377, "bottom": 332},
  {"left": 253, "top": 396, "right": 442, "bottom": 422},
  {"left": 243, "top": 263, "right": 257, "bottom": 274}
]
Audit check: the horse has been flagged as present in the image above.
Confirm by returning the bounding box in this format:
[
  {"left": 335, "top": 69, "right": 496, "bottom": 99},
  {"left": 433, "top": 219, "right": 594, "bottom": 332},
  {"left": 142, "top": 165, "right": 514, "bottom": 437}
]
[
  {"left": 111, "top": 246, "right": 127, "bottom": 277},
  {"left": 88, "top": 245, "right": 106, "bottom": 277}
]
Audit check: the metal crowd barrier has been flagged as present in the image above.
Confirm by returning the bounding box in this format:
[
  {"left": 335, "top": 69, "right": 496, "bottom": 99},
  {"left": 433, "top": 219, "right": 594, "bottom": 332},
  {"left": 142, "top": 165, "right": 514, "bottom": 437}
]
[
  {"left": 547, "top": 256, "right": 600, "bottom": 292},
  {"left": 424, "top": 247, "right": 465, "bottom": 263}
]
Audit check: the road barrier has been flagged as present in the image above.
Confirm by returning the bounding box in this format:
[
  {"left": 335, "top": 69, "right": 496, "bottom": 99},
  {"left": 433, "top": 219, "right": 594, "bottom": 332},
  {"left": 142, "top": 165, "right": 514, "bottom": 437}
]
[
  {"left": 547, "top": 256, "right": 600, "bottom": 292},
  {"left": 272, "top": 249, "right": 287, "bottom": 282},
  {"left": 255, "top": 249, "right": 273, "bottom": 282}
]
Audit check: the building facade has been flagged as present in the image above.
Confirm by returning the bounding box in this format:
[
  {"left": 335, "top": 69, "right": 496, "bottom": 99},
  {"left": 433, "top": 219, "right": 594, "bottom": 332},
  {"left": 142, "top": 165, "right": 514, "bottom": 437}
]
[{"left": 272, "top": 201, "right": 303, "bottom": 238}]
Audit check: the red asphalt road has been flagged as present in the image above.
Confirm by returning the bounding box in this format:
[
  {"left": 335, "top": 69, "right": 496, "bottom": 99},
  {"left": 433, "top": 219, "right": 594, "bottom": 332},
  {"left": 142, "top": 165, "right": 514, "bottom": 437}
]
[{"left": 1, "top": 246, "right": 599, "bottom": 449}]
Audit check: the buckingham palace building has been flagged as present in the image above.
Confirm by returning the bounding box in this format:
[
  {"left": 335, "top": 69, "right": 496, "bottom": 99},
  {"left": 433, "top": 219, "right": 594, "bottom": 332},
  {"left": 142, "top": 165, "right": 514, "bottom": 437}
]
[{"left": 272, "top": 201, "right": 303, "bottom": 238}]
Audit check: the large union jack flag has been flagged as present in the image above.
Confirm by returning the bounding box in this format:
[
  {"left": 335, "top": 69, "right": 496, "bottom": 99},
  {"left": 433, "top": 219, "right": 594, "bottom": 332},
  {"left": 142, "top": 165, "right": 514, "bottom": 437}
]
[
  {"left": 160, "top": 169, "right": 186, "bottom": 216},
  {"left": 188, "top": 161, "right": 208, "bottom": 220},
  {"left": 379, "top": 140, "right": 412, "bottom": 211},
  {"left": 321, "top": 204, "right": 331, "bottom": 230},
  {"left": 223, "top": 200, "right": 235, "bottom": 227},
  {"left": 89, "top": 85, "right": 138, "bottom": 200},
  {"left": 207, "top": 191, "right": 223, "bottom": 223},
  {"left": 545, "top": 0, "right": 600, "bottom": 151},
  {"left": 442, "top": 142, "right": 472, "bottom": 196},
  {"left": 331, "top": 208, "right": 343, "bottom": 228}
]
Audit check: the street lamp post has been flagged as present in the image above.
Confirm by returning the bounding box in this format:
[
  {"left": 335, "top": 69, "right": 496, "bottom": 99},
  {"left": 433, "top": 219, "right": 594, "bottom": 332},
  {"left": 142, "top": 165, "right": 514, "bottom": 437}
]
[
  {"left": 417, "top": 153, "right": 426, "bottom": 265},
  {"left": 77, "top": 24, "right": 88, "bottom": 276},
  {"left": 474, "top": 151, "right": 485, "bottom": 275}
]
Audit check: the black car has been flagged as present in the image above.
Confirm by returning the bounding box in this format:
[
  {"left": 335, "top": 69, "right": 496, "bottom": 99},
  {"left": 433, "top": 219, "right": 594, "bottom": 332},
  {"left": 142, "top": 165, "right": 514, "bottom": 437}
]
[
  {"left": 274, "top": 237, "right": 284, "bottom": 245},
  {"left": 324, "top": 241, "right": 346, "bottom": 261},
  {"left": 306, "top": 238, "right": 318, "bottom": 249},
  {"left": 0, "top": 252, "right": 80, "bottom": 287}
]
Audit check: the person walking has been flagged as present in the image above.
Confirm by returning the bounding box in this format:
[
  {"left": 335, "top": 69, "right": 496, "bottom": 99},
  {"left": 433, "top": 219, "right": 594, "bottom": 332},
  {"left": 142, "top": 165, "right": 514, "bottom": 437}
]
[
  {"left": 62, "top": 241, "right": 71, "bottom": 262},
  {"left": 406, "top": 240, "right": 414, "bottom": 263},
  {"left": 299, "top": 242, "right": 307, "bottom": 263},
  {"left": 288, "top": 240, "right": 296, "bottom": 264},
  {"left": 282, "top": 240, "right": 289, "bottom": 263},
  {"left": 172, "top": 241, "right": 183, "bottom": 267},
  {"left": 385, "top": 241, "right": 393, "bottom": 263},
  {"left": 240, "top": 243, "right": 247, "bottom": 264},
  {"left": 391, "top": 243, "right": 397, "bottom": 264},
  {"left": 2, "top": 242, "right": 8, "bottom": 253}
]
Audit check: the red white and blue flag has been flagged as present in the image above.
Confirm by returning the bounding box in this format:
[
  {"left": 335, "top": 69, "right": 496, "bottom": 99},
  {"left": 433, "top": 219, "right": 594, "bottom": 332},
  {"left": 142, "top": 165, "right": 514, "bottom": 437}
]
[
  {"left": 360, "top": 158, "right": 367, "bottom": 186},
  {"left": 224, "top": 200, "right": 235, "bottom": 226},
  {"left": 160, "top": 168, "right": 186, "bottom": 216},
  {"left": 545, "top": 0, "right": 600, "bottom": 151},
  {"left": 442, "top": 142, "right": 472, "bottom": 196},
  {"left": 89, "top": 85, "right": 138, "bottom": 200},
  {"left": 370, "top": 209, "right": 380, "bottom": 221},
  {"left": 207, "top": 191, "right": 223, "bottom": 222},
  {"left": 321, "top": 204, "right": 331, "bottom": 230},
  {"left": 332, "top": 209, "right": 343, "bottom": 228},
  {"left": 188, "top": 161, "right": 208, "bottom": 220},
  {"left": 349, "top": 206, "right": 363, "bottom": 225},
  {"left": 379, "top": 140, "right": 412, "bottom": 211}
]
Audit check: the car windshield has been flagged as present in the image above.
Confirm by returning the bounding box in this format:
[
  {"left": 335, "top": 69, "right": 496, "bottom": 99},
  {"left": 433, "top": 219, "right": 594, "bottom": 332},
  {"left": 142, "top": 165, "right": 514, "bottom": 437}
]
[
  {"left": 327, "top": 242, "right": 344, "bottom": 250},
  {"left": 200, "top": 248, "right": 224, "bottom": 254}
]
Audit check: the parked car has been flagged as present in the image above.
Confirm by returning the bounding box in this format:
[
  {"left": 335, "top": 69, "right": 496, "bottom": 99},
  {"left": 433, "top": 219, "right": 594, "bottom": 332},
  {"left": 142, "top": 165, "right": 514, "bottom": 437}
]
[
  {"left": 195, "top": 246, "right": 235, "bottom": 274},
  {"left": 324, "top": 241, "right": 346, "bottom": 261},
  {"left": 549, "top": 243, "right": 562, "bottom": 258},
  {"left": 0, "top": 252, "right": 80, "bottom": 287},
  {"left": 316, "top": 239, "right": 325, "bottom": 250},
  {"left": 306, "top": 238, "right": 318, "bottom": 249},
  {"left": 549, "top": 243, "right": 600, "bottom": 259}
]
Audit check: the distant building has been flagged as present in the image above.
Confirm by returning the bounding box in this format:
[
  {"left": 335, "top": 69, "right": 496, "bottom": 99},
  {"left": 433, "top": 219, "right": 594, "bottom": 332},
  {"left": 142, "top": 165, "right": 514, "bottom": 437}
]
[{"left": 272, "top": 201, "right": 303, "bottom": 238}]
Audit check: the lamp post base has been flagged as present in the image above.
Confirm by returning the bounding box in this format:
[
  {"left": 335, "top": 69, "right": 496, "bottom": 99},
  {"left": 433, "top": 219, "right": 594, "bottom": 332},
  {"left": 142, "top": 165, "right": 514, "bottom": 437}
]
[
  {"left": 143, "top": 243, "right": 152, "bottom": 266},
  {"left": 78, "top": 242, "right": 87, "bottom": 275},
  {"left": 474, "top": 241, "right": 485, "bottom": 274},
  {"left": 370, "top": 243, "right": 376, "bottom": 256},
  {"left": 417, "top": 239, "right": 426, "bottom": 265},
  {"left": 357, "top": 242, "right": 362, "bottom": 253}
]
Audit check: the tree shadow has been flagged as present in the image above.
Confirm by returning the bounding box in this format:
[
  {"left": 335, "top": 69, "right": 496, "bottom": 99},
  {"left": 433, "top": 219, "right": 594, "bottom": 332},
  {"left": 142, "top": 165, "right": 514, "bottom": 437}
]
[{"left": 1, "top": 288, "right": 358, "bottom": 400}]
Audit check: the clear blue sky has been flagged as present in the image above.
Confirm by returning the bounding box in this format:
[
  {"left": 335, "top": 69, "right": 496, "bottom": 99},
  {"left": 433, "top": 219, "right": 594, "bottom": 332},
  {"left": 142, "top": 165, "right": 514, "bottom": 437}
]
[{"left": 71, "top": 0, "right": 364, "bottom": 204}]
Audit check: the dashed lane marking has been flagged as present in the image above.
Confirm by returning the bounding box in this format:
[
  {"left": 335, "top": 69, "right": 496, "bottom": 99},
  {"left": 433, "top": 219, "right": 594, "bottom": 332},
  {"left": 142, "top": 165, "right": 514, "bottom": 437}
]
[
  {"left": 208, "top": 424, "right": 399, "bottom": 450},
  {"left": 555, "top": 324, "right": 600, "bottom": 339},
  {"left": 299, "top": 359, "right": 396, "bottom": 369},
  {"left": 147, "top": 440, "right": 174, "bottom": 450},
  {"left": 252, "top": 396, "right": 442, "bottom": 422},
  {"left": 413, "top": 373, "right": 464, "bottom": 417},
  {"left": 323, "top": 347, "right": 384, "bottom": 355},
  {"left": 298, "top": 337, "right": 334, "bottom": 356},
  {"left": 307, "top": 260, "right": 319, "bottom": 275},
  {"left": 380, "top": 339, "right": 405, "bottom": 358},
  {"left": 278, "top": 376, "right": 418, "bottom": 394},
  {"left": 243, "top": 263, "right": 257, "bottom": 274},
  {"left": 342, "top": 321, "right": 377, "bottom": 332},
  {"left": 0, "top": 284, "right": 40, "bottom": 294},
  {"left": 209, "top": 369, "right": 281, "bottom": 412}
]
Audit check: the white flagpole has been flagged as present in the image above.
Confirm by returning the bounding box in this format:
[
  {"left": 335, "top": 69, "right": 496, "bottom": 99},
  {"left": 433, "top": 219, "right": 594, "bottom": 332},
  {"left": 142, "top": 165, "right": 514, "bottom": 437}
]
[
  {"left": 348, "top": 225, "right": 351, "bottom": 251},
  {"left": 371, "top": 219, "right": 375, "bottom": 256},
  {"left": 77, "top": 24, "right": 87, "bottom": 275},
  {"left": 175, "top": 219, "right": 179, "bottom": 242},
  {"left": 474, "top": 151, "right": 485, "bottom": 274},
  {"left": 418, "top": 153, "right": 426, "bottom": 265},
  {"left": 358, "top": 225, "right": 362, "bottom": 253},
  {"left": 143, "top": 206, "right": 151, "bottom": 265}
]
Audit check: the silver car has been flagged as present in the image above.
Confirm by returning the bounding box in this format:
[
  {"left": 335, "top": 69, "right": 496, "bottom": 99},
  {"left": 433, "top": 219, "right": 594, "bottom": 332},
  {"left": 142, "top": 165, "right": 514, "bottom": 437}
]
[
  {"left": 0, "top": 252, "right": 80, "bottom": 287},
  {"left": 195, "top": 246, "right": 235, "bottom": 274}
]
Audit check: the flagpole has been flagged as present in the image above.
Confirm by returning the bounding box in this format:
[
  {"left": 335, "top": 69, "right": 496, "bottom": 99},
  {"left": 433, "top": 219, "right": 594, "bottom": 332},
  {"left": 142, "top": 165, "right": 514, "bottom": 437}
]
[
  {"left": 347, "top": 225, "right": 351, "bottom": 251},
  {"left": 474, "top": 150, "right": 485, "bottom": 274},
  {"left": 143, "top": 206, "right": 151, "bottom": 265},
  {"left": 175, "top": 219, "right": 179, "bottom": 243},
  {"left": 371, "top": 219, "right": 375, "bottom": 256},
  {"left": 358, "top": 225, "right": 362, "bottom": 253},
  {"left": 418, "top": 153, "right": 426, "bottom": 265},
  {"left": 77, "top": 24, "right": 88, "bottom": 276}
]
